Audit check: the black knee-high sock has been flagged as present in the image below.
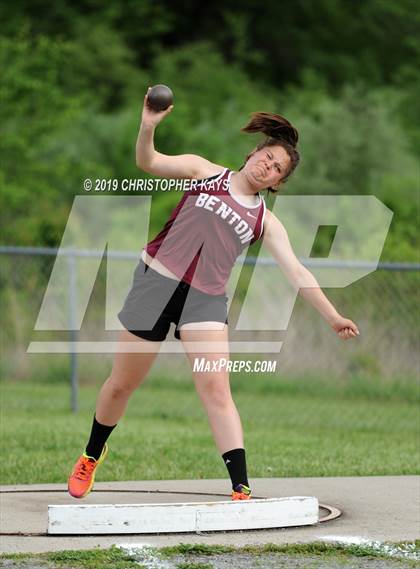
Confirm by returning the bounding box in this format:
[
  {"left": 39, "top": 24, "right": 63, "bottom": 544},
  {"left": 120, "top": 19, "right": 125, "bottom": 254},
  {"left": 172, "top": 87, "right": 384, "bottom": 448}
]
[
  {"left": 85, "top": 415, "right": 117, "bottom": 460},
  {"left": 222, "top": 448, "right": 249, "bottom": 489}
]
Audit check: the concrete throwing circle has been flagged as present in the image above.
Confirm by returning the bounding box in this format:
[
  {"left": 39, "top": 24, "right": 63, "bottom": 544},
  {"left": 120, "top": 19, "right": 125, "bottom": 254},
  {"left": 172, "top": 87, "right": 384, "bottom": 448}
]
[{"left": 0, "top": 488, "right": 341, "bottom": 536}]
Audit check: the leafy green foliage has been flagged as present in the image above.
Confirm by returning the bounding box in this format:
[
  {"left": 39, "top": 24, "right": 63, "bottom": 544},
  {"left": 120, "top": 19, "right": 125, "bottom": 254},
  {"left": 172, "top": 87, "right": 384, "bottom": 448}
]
[{"left": 1, "top": 4, "right": 418, "bottom": 260}]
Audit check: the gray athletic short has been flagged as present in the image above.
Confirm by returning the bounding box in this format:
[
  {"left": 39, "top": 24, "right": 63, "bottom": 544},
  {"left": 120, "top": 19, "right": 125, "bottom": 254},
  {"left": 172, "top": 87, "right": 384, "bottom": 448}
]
[{"left": 118, "top": 259, "right": 228, "bottom": 341}]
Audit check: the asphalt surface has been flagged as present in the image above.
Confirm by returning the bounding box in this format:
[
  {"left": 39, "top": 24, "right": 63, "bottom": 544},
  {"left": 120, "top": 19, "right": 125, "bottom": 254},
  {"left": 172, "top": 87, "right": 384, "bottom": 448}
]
[{"left": 0, "top": 476, "right": 419, "bottom": 554}]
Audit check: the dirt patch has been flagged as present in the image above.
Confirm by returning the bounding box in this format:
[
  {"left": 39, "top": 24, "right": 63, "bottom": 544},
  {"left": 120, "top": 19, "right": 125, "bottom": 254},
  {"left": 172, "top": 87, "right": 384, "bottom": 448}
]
[
  {"left": 169, "top": 553, "right": 416, "bottom": 568},
  {"left": 1, "top": 553, "right": 412, "bottom": 569}
]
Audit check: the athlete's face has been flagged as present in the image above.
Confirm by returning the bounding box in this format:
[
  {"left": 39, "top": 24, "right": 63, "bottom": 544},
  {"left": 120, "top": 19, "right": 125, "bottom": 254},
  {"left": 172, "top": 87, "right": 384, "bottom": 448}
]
[{"left": 244, "top": 145, "right": 291, "bottom": 190}]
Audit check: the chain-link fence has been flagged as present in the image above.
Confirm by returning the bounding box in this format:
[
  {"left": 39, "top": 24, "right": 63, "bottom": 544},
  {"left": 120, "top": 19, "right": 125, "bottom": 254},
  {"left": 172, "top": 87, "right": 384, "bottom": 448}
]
[{"left": 0, "top": 246, "right": 419, "bottom": 412}]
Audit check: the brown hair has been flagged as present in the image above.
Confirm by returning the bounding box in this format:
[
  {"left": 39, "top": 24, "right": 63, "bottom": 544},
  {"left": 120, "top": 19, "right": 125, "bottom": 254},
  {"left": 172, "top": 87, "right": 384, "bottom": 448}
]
[{"left": 240, "top": 112, "right": 300, "bottom": 192}]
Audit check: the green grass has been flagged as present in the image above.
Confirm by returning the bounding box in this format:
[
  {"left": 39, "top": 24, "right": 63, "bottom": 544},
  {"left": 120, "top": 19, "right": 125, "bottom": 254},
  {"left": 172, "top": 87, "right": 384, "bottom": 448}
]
[
  {"left": 0, "top": 542, "right": 419, "bottom": 568},
  {"left": 0, "top": 373, "right": 419, "bottom": 484}
]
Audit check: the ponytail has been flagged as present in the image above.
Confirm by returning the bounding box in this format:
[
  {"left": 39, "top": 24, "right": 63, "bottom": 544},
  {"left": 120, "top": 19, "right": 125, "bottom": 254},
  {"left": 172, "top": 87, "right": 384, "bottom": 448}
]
[{"left": 241, "top": 112, "right": 299, "bottom": 148}]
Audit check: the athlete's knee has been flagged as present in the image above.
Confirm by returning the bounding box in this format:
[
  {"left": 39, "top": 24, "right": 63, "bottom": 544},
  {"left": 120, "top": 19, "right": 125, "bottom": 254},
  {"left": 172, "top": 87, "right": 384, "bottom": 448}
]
[
  {"left": 198, "top": 377, "right": 233, "bottom": 408},
  {"left": 105, "top": 374, "right": 142, "bottom": 397}
]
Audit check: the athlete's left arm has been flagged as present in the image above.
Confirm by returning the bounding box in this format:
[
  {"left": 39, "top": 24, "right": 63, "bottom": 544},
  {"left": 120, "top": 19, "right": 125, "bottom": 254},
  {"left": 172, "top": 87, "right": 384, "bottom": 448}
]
[{"left": 262, "top": 210, "right": 360, "bottom": 340}]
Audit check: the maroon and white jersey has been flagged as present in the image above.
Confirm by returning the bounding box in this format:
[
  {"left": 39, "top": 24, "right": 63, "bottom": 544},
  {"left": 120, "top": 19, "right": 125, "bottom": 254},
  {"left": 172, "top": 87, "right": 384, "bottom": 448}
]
[{"left": 144, "top": 168, "right": 266, "bottom": 295}]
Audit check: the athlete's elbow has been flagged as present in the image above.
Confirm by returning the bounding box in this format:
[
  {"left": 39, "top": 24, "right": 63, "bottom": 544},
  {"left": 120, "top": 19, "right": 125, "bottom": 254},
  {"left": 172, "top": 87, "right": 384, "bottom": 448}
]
[
  {"left": 281, "top": 262, "right": 305, "bottom": 288},
  {"left": 291, "top": 265, "right": 318, "bottom": 289},
  {"left": 136, "top": 156, "right": 154, "bottom": 174}
]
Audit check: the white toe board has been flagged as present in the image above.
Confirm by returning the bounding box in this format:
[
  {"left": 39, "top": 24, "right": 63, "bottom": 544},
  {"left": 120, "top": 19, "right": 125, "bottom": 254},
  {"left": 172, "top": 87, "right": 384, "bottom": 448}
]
[{"left": 48, "top": 496, "right": 319, "bottom": 534}]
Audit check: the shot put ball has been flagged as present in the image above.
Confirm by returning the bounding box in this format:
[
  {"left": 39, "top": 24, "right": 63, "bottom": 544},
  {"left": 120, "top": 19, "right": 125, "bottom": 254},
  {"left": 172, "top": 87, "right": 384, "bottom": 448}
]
[{"left": 147, "top": 84, "right": 174, "bottom": 112}]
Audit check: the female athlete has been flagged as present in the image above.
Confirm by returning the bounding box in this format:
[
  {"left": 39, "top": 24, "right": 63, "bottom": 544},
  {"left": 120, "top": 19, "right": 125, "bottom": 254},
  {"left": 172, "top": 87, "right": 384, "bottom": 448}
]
[{"left": 68, "top": 89, "right": 360, "bottom": 501}]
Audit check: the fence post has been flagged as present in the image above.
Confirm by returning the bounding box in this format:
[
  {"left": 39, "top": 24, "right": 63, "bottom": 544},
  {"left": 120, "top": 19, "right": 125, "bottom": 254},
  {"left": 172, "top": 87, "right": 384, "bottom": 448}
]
[{"left": 67, "top": 253, "right": 79, "bottom": 413}]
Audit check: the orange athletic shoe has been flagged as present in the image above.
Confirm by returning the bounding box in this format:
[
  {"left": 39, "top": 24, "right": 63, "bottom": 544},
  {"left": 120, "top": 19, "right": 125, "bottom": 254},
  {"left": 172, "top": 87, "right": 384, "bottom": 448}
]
[
  {"left": 67, "top": 443, "right": 109, "bottom": 499},
  {"left": 232, "top": 483, "right": 252, "bottom": 501}
]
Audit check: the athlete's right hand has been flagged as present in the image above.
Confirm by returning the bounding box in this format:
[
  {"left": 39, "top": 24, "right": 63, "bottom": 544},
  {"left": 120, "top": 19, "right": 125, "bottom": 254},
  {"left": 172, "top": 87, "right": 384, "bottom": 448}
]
[{"left": 141, "top": 87, "right": 174, "bottom": 128}]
